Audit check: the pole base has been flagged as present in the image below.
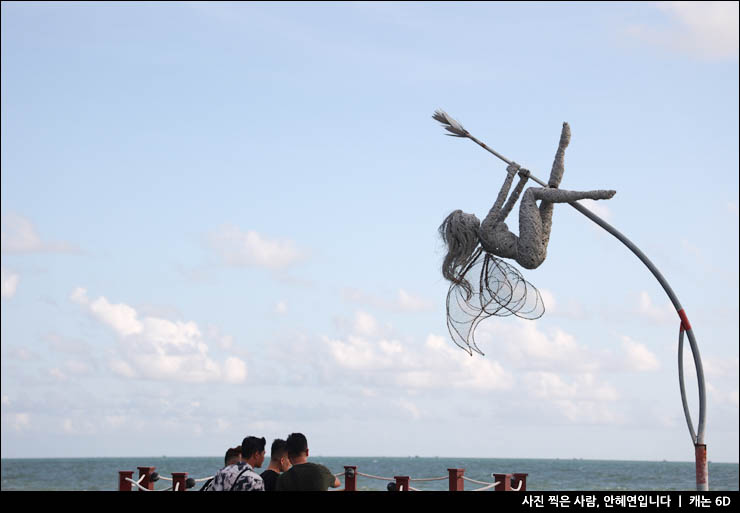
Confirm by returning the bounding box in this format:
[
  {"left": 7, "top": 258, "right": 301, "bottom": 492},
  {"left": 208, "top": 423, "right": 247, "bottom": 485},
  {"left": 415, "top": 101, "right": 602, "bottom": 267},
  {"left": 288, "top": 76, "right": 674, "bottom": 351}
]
[{"left": 695, "top": 444, "right": 708, "bottom": 491}]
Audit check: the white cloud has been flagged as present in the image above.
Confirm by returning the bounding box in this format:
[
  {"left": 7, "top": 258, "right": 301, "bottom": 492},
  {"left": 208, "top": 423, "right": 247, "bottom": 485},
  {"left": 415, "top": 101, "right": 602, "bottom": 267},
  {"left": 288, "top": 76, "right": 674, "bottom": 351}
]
[
  {"left": 223, "top": 357, "right": 248, "bottom": 384},
  {"left": 730, "top": 390, "right": 739, "bottom": 408},
  {"left": 481, "top": 319, "right": 602, "bottom": 373},
  {"left": 700, "top": 357, "right": 739, "bottom": 408},
  {"left": 554, "top": 400, "right": 626, "bottom": 425},
  {"left": 620, "top": 336, "right": 661, "bottom": 372},
  {"left": 274, "top": 301, "right": 288, "bottom": 314},
  {"left": 353, "top": 310, "right": 380, "bottom": 337},
  {"left": 208, "top": 225, "right": 305, "bottom": 270},
  {"left": 424, "top": 334, "right": 514, "bottom": 391},
  {"left": 625, "top": 2, "right": 739, "bottom": 60},
  {"left": 397, "top": 289, "right": 434, "bottom": 312},
  {"left": 322, "top": 308, "right": 665, "bottom": 397},
  {"left": 636, "top": 291, "right": 675, "bottom": 324},
  {"left": 578, "top": 199, "right": 612, "bottom": 222},
  {"left": 110, "top": 359, "right": 137, "bottom": 378},
  {"left": 702, "top": 357, "right": 739, "bottom": 380},
  {"left": 215, "top": 418, "right": 232, "bottom": 433},
  {"left": 61, "top": 418, "right": 97, "bottom": 435},
  {"left": 1, "top": 267, "right": 20, "bottom": 299},
  {"left": 360, "top": 388, "right": 377, "bottom": 398},
  {"left": 322, "top": 307, "right": 673, "bottom": 423},
  {"left": 396, "top": 398, "right": 422, "bottom": 420},
  {"left": 322, "top": 318, "right": 633, "bottom": 426},
  {"left": 341, "top": 287, "right": 434, "bottom": 313},
  {"left": 539, "top": 289, "right": 556, "bottom": 311},
  {"left": 325, "top": 335, "right": 390, "bottom": 370},
  {"left": 44, "top": 333, "right": 91, "bottom": 355},
  {"left": 523, "top": 372, "right": 620, "bottom": 401},
  {"left": 11, "top": 413, "right": 31, "bottom": 432},
  {"left": 537, "top": 289, "right": 587, "bottom": 320},
  {"left": 8, "top": 347, "right": 36, "bottom": 361},
  {"left": 64, "top": 360, "right": 92, "bottom": 375},
  {"left": 71, "top": 288, "right": 143, "bottom": 337},
  {"left": 49, "top": 368, "right": 68, "bottom": 382},
  {"left": 105, "top": 416, "right": 127, "bottom": 428},
  {"left": 1, "top": 213, "right": 42, "bottom": 253},
  {"left": 72, "top": 288, "right": 247, "bottom": 384},
  {"left": 205, "top": 325, "right": 235, "bottom": 350},
  {"left": 1, "top": 212, "right": 80, "bottom": 254},
  {"left": 324, "top": 317, "right": 514, "bottom": 392}
]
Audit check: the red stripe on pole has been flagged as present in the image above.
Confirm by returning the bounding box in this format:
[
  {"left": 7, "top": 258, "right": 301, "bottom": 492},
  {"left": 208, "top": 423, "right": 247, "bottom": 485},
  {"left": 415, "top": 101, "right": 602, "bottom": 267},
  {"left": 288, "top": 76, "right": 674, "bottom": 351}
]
[{"left": 678, "top": 309, "right": 692, "bottom": 332}]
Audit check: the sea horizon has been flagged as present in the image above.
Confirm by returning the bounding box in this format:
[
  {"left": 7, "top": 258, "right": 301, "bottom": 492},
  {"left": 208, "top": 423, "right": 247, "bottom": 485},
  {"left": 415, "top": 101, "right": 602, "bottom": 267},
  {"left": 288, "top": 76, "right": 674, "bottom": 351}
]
[
  {"left": 2, "top": 455, "right": 738, "bottom": 491},
  {"left": 2, "top": 455, "right": 739, "bottom": 464}
]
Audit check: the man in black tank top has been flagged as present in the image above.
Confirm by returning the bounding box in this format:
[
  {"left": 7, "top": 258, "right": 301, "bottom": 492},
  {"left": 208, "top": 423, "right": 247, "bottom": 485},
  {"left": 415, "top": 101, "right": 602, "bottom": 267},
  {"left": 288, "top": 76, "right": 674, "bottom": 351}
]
[
  {"left": 275, "top": 433, "right": 341, "bottom": 491},
  {"left": 260, "top": 439, "right": 291, "bottom": 491}
]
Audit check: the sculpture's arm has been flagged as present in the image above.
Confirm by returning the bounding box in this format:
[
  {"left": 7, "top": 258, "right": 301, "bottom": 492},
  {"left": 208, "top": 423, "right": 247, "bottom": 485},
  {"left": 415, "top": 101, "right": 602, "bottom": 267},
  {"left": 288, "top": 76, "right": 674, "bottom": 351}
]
[
  {"left": 497, "top": 169, "right": 530, "bottom": 224},
  {"left": 484, "top": 164, "right": 529, "bottom": 226}
]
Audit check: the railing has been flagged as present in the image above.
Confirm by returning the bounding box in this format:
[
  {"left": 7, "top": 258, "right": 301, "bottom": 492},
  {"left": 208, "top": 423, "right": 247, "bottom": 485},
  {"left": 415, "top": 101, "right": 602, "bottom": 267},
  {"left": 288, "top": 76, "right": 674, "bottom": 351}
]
[{"left": 118, "top": 465, "right": 528, "bottom": 492}]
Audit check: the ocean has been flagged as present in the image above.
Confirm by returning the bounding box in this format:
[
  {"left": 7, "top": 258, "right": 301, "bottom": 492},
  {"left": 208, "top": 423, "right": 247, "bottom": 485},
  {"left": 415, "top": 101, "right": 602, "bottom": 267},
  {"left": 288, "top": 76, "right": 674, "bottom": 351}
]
[{"left": 1, "top": 456, "right": 738, "bottom": 491}]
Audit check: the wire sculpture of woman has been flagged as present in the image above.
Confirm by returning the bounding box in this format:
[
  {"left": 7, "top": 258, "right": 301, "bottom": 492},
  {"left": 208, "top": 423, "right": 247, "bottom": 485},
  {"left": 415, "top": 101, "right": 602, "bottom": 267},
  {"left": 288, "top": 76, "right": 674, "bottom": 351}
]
[{"left": 438, "top": 122, "right": 616, "bottom": 355}]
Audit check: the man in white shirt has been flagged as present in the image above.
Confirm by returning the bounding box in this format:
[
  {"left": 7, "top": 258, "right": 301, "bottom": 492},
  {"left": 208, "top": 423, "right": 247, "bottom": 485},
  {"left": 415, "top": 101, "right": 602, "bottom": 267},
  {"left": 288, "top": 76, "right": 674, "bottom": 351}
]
[{"left": 208, "top": 436, "right": 266, "bottom": 491}]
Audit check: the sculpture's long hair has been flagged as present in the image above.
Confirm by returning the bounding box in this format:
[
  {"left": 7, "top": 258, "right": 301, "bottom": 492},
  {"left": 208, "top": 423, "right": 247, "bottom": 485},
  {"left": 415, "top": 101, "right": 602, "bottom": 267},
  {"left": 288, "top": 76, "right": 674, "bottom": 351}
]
[
  {"left": 439, "top": 210, "right": 545, "bottom": 356},
  {"left": 438, "top": 210, "right": 481, "bottom": 300}
]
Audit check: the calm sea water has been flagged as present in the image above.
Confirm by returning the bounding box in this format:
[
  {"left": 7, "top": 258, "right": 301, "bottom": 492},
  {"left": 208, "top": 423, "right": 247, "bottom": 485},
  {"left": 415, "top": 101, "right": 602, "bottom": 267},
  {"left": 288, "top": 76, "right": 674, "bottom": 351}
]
[{"left": 1, "top": 456, "right": 737, "bottom": 491}]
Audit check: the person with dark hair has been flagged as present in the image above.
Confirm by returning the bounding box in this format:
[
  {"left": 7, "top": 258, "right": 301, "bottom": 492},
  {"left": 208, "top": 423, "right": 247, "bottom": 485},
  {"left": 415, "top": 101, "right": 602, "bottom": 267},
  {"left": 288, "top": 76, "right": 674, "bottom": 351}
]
[
  {"left": 225, "top": 446, "right": 242, "bottom": 466},
  {"left": 260, "top": 439, "right": 292, "bottom": 491},
  {"left": 200, "top": 446, "right": 242, "bottom": 491},
  {"left": 208, "top": 436, "right": 266, "bottom": 491},
  {"left": 275, "top": 433, "right": 340, "bottom": 491}
]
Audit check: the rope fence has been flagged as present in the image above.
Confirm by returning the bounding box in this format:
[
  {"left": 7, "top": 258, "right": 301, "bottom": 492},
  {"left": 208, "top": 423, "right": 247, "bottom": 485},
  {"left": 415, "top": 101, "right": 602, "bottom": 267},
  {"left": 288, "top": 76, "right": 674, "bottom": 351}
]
[
  {"left": 124, "top": 477, "right": 173, "bottom": 492},
  {"left": 118, "top": 465, "right": 528, "bottom": 492}
]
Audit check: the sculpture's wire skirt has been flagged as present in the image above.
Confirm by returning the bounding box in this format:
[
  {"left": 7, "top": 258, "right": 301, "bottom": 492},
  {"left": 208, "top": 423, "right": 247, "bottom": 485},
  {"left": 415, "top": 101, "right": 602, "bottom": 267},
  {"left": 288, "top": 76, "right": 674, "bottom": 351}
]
[{"left": 446, "top": 248, "right": 545, "bottom": 355}]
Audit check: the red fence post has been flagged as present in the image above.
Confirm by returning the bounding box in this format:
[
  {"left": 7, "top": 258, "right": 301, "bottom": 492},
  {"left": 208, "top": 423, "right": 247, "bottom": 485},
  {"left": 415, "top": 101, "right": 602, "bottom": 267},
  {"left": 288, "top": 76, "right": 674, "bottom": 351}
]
[
  {"left": 118, "top": 471, "right": 134, "bottom": 491},
  {"left": 448, "top": 468, "right": 464, "bottom": 491},
  {"left": 343, "top": 466, "right": 357, "bottom": 491},
  {"left": 494, "top": 473, "right": 512, "bottom": 491},
  {"left": 172, "top": 472, "right": 188, "bottom": 492},
  {"left": 513, "top": 473, "right": 528, "bottom": 491},
  {"left": 394, "top": 476, "right": 410, "bottom": 491},
  {"left": 137, "top": 466, "right": 156, "bottom": 491}
]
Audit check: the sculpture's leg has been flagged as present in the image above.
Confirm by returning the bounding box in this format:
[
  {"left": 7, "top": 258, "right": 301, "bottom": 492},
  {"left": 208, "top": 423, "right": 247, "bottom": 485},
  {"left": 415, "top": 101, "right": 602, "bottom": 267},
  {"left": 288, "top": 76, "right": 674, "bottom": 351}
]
[
  {"left": 517, "top": 188, "right": 547, "bottom": 269},
  {"left": 538, "top": 198, "right": 556, "bottom": 252},
  {"left": 532, "top": 188, "right": 616, "bottom": 203},
  {"left": 548, "top": 123, "right": 570, "bottom": 188},
  {"left": 517, "top": 187, "right": 616, "bottom": 269},
  {"left": 539, "top": 122, "right": 571, "bottom": 247}
]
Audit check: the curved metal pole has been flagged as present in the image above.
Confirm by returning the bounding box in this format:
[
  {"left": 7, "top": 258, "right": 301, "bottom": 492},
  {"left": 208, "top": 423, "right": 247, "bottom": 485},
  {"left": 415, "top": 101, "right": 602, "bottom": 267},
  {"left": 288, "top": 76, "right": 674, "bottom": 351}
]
[
  {"left": 433, "top": 110, "right": 708, "bottom": 489},
  {"left": 568, "top": 201, "right": 706, "bottom": 447}
]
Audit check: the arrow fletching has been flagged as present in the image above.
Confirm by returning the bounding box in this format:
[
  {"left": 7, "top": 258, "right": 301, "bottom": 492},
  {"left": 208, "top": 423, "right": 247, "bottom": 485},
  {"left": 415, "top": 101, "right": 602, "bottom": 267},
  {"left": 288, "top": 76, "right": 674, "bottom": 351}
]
[{"left": 432, "top": 109, "right": 469, "bottom": 138}]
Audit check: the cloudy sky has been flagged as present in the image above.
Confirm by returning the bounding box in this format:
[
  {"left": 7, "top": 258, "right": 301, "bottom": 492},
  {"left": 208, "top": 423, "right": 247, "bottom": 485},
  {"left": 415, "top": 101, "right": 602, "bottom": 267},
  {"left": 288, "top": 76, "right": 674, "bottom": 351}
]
[{"left": 1, "top": 1, "right": 738, "bottom": 463}]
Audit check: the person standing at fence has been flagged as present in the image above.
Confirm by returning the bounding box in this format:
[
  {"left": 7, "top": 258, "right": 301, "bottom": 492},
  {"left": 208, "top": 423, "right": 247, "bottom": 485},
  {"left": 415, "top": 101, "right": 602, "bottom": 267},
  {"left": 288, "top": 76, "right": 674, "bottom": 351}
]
[
  {"left": 208, "top": 436, "right": 267, "bottom": 491},
  {"left": 275, "top": 433, "right": 340, "bottom": 491},
  {"left": 260, "top": 439, "right": 292, "bottom": 491},
  {"left": 200, "top": 446, "right": 242, "bottom": 491}
]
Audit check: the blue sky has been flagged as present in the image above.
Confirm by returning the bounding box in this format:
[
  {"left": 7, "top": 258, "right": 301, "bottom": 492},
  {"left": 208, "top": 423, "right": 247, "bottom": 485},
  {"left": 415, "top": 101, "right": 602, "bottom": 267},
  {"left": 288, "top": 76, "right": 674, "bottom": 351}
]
[{"left": 1, "top": 1, "right": 738, "bottom": 463}]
